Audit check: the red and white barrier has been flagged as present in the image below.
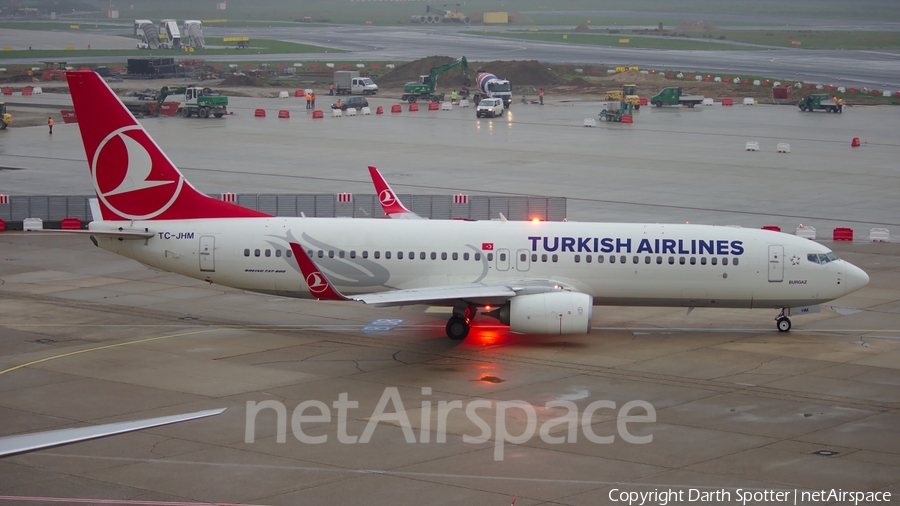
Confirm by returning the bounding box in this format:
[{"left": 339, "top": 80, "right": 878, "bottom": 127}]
[
  {"left": 337, "top": 193, "right": 352, "bottom": 203},
  {"left": 0, "top": 194, "right": 8, "bottom": 205},
  {"left": 453, "top": 194, "right": 468, "bottom": 204},
  {"left": 221, "top": 192, "right": 236, "bottom": 203}
]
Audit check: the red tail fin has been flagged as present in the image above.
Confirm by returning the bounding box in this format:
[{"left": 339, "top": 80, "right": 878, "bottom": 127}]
[
  {"left": 368, "top": 166, "right": 417, "bottom": 218},
  {"left": 288, "top": 243, "right": 350, "bottom": 301},
  {"left": 66, "top": 71, "right": 269, "bottom": 221}
]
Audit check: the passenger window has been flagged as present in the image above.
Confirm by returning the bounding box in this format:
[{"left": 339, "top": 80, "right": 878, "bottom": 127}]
[
  {"left": 542, "top": 254, "right": 548, "bottom": 262},
  {"left": 679, "top": 257, "right": 685, "bottom": 265},
  {"left": 385, "top": 251, "right": 391, "bottom": 259},
  {"left": 690, "top": 257, "right": 696, "bottom": 265},
  {"left": 362, "top": 251, "right": 368, "bottom": 259},
  {"left": 733, "top": 258, "right": 739, "bottom": 266},
  {"left": 700, "top": 257, "right": 707, "bottom": 265},
  {"left": 350, "top": 251, "right": 356, "bottom": 259},
  {"left": 475, "top": 253, "right": 481, "bottom": 261},
  {"left": 286, "top": 250, "right": 292, "bottom": 258},
  {"left": 620, "top": 255, "right": 626, "bottom": 264},
  {"left": 307, "top": 249, "right": 313, "bottom": 256},
  {"left": 633, "top": 256, "right": 639, "bottom": 264},
  {"left": 598, "top": 255, "right": 604, "bottom": 263},
  {"left": 532, "top": 254, "right": 537, "bottom": 262},
  {"left": 574, "top": 254, "right": 581, "bottom": 263},
  {"left": 255, "top": 249, "right": 261, "bottom": 257},
  {"left": 374, "top": 251, "right": 380, "bottom": 259},
  {"left": 552, "top": 254, "right": 558, "bottom": 263},
  {"left": 244, "top": 249, "right": 250, "bottom": 257},
  {"left": 464, "top": 252, "right": 469, "bottom": 261},
  {"left": 276, "top": 250, "right": 282, "bottom": 258},
  {"left": 610, "top": 255, "right": 616, "bottom": 264},
  {"left": 499, "top": 253, "right": 506, "bottom": 261},
  {"left": 521, "top": 253, "right": 528, "bottom": 262},
  {"left": 397, "top": 251, "right": 404, "bottom": 260},
  {"left": 442, "top": 252, "right": 448, "bottom": 260},
  {"left": 656, "top": 256, "right": 662, "bottom": 264},
  {"left": 586, "top": 255, "right": 592, "bottom": 264},
  {"left": 452, "top": 252, "right": 459, "bottom": 261},
  {"left": 668, "top": 257, "right": 675, "bottom": 265},
  {"left": 317, "top": 250, "right": 323, "bottom": 258},
  {"left": 339, "top": 251, "right": 345, "bottom": 259},
  {"left": 487, "top": 253, "right": 493, "bottom": 261},
  {"left": 644, "top": 256, "right": 651, "bottom": 264},
  {"left": 711, "top": 257, "right": 717, "bottom": 265},
  {"left": 328, "top": 250, "right": 334, "bottom": 258},
  {"left": 409, "top": 252, "right": 414, "bottom": 260},
  {"left": 431, "top": 252, "right": 437, "bottom": 260},
  {"left": 722, "top": 257, "right": 729, "bottom": 266},
  {"left": 421, "top": 252, "right": 426, "bottom": 260}
]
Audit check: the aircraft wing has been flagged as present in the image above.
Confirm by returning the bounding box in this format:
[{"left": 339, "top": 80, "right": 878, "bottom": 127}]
[
  {"left": 354, "top": 284, "right": 517, "bottom": 306},
  {"left": 0, "top": 408, "right": 225, "bottom": 458}
]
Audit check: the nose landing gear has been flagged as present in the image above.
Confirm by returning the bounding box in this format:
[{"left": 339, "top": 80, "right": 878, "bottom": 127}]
[{"left": 775, "top": 309, "right": 792, "bottom": 332}]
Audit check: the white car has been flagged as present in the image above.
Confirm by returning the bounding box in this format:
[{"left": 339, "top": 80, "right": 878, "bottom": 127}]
[{"left": 476, "top": 98, "right": 504, "bottom": 118}]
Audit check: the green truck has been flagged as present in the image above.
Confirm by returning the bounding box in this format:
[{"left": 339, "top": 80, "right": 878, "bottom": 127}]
[
  {"left": 798, "top": 94, "right": 842, "bottom": 113},
  {"left": 156, "top": 86, "right": 228, "bottom": 118},
  {"left": 649, "top": 86, "right": 705, "bottom": 108}
]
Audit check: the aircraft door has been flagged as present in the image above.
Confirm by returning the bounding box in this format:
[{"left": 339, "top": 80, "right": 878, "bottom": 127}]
[
  {"left": 496, "top": 248, "right": 510, "bottom": 271},
  {"left": 199, "top": 235, "right": 215, "bottom": 272},
  {"left": 768, "top": 245, "right": 783, "bottom": 282},
  {"left": 516, "top": 249, "right": 530, "bottom": 272}
]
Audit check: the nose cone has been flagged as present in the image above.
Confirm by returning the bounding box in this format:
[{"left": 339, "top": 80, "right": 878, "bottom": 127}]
[{"left": 844, "top": 262, "right": 870, "bottom": 295}]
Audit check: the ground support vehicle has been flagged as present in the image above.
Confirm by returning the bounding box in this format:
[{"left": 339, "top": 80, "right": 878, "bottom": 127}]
[
  {"left": 469, "top": 72, "right": 512, "bottom": 108},
  {"left": 606, "top": 84, "right": 640, "bottom": 110},
  {"left": 156, "top": 86, "right": 228, "bottom": 118},
  {"left": 798, "top": 94, "right": 841, "bottom": 112},
  {"left": 0, "top": 102, "right": 10, "bottom": 129},
  {"left": 598, "top": 100, "right": 634, "bottom": 122},
  {"left": 650, "top": 87, "right": 704, "bottom": 108},
  {"left": 333, "top": 71, "right": 378, "bottom": 95},
  {"left": 332, "top": 96, "right": 369, "bottom": 111},
  {"left": 401, "top": 57, "right": 469, "bottom": 104},
  {"left": 475, "top": 98, "right": 504, "bottom": 118}
]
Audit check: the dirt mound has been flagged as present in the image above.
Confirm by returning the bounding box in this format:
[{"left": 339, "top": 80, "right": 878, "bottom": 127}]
[
  {"left": 674, "top": 21, "right": 719, "bottom": 33},
  {"left": 606, "top": 70, "right": 667, "bottom": 84},
  {"left": 378, "top": 57, "right": 562, "bottom": 88},
  {"left": 219, "top": 74, "right": 269, "bottom": 87},
  {"left": 573, "top": 24, "right": 592, "bottom": 33},
  {"left": 474, "top": 60, "right": 562, "bottom": 87}
]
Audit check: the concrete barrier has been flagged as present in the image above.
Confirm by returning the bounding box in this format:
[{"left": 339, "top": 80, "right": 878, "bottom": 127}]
[
  {"left": 362, "top": 107, "right": 371, "bottom": 115},
  {"left": 702, "top": 98, "right": 714, "bottom": 106},
  {"left": 583, "top": 118, "right": 596, "bottom": 127},
  {"left": 440, "top": 102, "right": 452, "bottom": 111},
  {"left": 459, "top": 99, "right": 470, "bottom": 108},
  {"left": 745, "top": 141, "right": 760, "bottom": 151},
  {"left": 278, "top": 91, "right": 289, "bottom": 99},
  {"left": 870, "top": 228, "right": 890, "bottom": 242},
  {"left": 23, "top": 218, "right": 43, "bottom": 231},
  {"left": 777, "top": 143, "right": 791, "bottom": 153},
  {"left": 346, "top": 107, "right": 357, "bottom": 116},
  {"left": 332, "top": 108, "right": 342, "bottom": 117},
  {"left": 795, "top": 226, "right": 816, "bottom": 239},
  {"left": 743, "top": 97, "right": 755, "bottom": 105}
]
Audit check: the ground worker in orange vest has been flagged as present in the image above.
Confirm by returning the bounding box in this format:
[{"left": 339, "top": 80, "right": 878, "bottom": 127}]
[
  {"left": 310, "top": 92, "right": 316, "bottom": 109},
  {"left": 329, "top": 83, "right": 335, "bottom": 96},
  {"left": 48, "top": 116, "right": 53, "bottom": 135},
  {"left": 306, "top": 91, "right": 312, "bottom": 109},
  {"left": 838, "top": 97, "right": 844, "bottom": 112},
  {"left": 539, "top": 88, "right": 544, "bottom": 105}
]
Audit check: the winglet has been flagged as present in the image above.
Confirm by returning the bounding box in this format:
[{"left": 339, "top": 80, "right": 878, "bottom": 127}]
[
  {"left": 368, "top": 166, "right": 420, "bottom": 219},
  {"left": 288, "top": 243, "right": 351, "bottom": 301}
]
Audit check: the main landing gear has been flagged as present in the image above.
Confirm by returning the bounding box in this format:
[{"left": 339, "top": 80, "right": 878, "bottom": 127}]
[
  {"left": 775, "top": 309, "right": 792, "bottom": 332},
  {"left": 446, "top": 305, "right": 477, "bottom": 340}
]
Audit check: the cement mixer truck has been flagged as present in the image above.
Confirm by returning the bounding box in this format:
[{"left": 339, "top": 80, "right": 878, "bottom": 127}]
[{"left": 469, "top": 72, "right": 512, "bottom": 108}]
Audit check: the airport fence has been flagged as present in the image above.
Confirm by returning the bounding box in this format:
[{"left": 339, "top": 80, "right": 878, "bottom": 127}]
[{"left": 0, "top": 194, "right": 567, "bottom": 224}]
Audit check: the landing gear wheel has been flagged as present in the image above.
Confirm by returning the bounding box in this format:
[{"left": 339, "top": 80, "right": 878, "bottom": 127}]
[
  {"left": 776, "top": 317, "right": 792, "bottom": 332},
  {"left": 446, "top": 316, "right": 470, "bottom": 340},
  {"left": 198, "top": 107, "right": 210, "bottom": 119}
]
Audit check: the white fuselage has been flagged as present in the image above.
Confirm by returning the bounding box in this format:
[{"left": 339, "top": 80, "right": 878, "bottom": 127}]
[{"left": 89, "top": 218, "right": 866, "bottom": 309}]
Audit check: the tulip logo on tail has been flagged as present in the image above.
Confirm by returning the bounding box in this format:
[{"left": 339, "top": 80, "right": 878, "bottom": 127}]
[
  {"left": 379, "top": 189, "right": 396, "bottom": 207},
  {"left": 93, "top": 126, "right": 183, "bottom": 220},
  {"left": 305, "top": 272, "right": 329, "bottom": 295}
]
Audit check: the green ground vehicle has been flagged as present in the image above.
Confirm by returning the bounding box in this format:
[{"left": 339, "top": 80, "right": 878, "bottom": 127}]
[
  {"left": 649, "top": 86, "right": 704, "bottom": 108},
  {"left": 598, "top": 100, "right": 634, "bottom": 122},
  {"left": 401, "top": 57, "right": 469, "bottom": 103},
  {"left": 156, "top": 86, "right": 228, "bottom": 118},
  {"left": 0, "top": 102, "right": 10, "bottom": 129},
  {"left": 798, "top": 94, "right": 841, "bottom": 113}
]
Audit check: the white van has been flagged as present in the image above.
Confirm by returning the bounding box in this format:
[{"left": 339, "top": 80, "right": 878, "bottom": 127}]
[
  {"left": 476, "top": 98, "right": 504, "bottom": 118},
  {"left": 351, "top": 77, "right": 378, "bottom": 95}
]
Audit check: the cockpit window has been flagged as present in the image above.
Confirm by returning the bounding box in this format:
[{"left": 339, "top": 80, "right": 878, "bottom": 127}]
[{"left": 808, "top": 252, "right": 839, "bottom": 264}]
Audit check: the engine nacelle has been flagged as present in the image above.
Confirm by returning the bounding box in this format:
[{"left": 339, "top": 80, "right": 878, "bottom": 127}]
[{"left": 497, "top": 292, "right": 593, "bottom": 335}]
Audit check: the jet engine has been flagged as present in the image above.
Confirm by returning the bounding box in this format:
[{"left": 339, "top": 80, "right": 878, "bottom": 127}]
[{"left": 492, "top": 292, "right": 593, "bottom": 335}]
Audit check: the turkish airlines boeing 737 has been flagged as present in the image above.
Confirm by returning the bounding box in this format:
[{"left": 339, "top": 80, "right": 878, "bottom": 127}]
[{"left": 65, "top": 71, "right": 868, "bottom": 339}]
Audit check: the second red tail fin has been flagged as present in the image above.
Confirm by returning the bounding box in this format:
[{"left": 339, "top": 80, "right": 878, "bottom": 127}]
[{"left": 67, "top": 71, "right": 269, "bottom": 221}]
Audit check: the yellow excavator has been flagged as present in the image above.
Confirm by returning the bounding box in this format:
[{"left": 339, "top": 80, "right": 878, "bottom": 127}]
[{"left": 0, "top": 102, "right": 11, "bottom": 129}]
